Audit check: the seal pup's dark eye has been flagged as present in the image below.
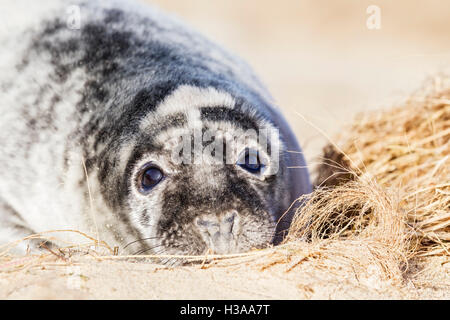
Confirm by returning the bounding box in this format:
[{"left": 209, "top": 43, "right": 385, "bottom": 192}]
[
  {"left": 237, "top": 148, "right": 264, "bottom": 174},
  {"left": 138, "top": 165, "right": 164, "bottom": 192}
]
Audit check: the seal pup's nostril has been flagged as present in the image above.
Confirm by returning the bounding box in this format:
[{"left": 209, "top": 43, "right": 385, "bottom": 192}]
[
  {"left": 196, "top": 211, "right": 239, "bottom": 233},
  {"left": 223, "top": 210, "right": 238, "bottom": 234},
  {"left": 224, "top": 211, "right": 236, "bottom": 224},
  {"left": 195, "top": 216, "right": 219, "bottom": 230}
]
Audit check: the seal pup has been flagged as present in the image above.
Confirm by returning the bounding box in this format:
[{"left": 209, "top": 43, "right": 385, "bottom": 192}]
[{"left": 0, "top": 0, "right": 311, "bottom": 257}]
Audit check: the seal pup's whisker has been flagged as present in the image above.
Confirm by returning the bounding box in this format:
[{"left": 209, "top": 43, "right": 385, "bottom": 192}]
[
  {"left": 133, "top": 244, "right": 166, "bottom": 256},
  {"left": 123, "top": 236, "right": 162, "bottom": 250}
]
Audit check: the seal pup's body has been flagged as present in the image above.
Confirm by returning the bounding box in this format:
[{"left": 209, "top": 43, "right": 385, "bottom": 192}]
[{"left": 0, "top": 0, "right": 311, "bottom": 257}]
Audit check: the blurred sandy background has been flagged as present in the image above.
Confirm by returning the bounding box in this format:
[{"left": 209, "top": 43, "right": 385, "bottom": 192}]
[{"left": 144, "top": 0, "right": 450, "bottom": 166}]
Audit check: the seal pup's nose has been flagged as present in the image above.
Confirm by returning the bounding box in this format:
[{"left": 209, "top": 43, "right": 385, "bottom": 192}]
[{"left": 195, "top": 211, "right": 240, "bottom": 254}]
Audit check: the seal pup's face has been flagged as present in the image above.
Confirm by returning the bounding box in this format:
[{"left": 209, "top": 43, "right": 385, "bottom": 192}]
[{"left": 123, "top": 86, "right": 288, "bottom": 257}]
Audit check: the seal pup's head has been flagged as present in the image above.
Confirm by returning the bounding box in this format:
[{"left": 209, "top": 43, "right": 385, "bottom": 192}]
[{"left": 109, "top": 85, "right": 310, "bottom": 257}]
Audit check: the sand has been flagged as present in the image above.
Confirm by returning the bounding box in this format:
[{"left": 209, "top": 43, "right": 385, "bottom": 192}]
[{"left": 1, "top": 247, "right": 448, "bottom": 299}]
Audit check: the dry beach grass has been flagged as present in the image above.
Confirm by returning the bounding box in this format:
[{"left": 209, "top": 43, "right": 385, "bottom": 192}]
[{"left": 0, "top": 77, "right": 448, "bottom": 299}]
